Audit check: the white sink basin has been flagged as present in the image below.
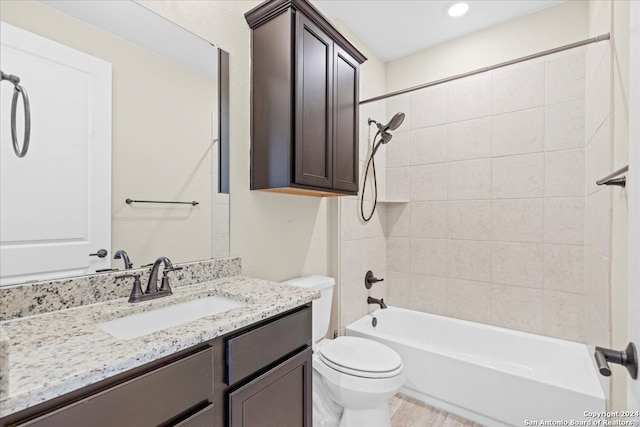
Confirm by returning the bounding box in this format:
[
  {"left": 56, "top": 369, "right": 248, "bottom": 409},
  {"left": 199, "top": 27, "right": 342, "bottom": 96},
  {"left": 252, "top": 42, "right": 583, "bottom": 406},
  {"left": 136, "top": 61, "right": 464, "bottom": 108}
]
[{"left": 98, "top": 296, "right": 246, "bottom": 340}]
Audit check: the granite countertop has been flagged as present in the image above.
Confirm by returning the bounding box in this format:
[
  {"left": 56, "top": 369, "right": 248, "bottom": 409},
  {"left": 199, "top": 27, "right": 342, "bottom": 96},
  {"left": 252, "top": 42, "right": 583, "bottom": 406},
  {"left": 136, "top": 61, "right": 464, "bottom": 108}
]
[{"left": 0, "top": 275, "right": 319, "bottom": 417}]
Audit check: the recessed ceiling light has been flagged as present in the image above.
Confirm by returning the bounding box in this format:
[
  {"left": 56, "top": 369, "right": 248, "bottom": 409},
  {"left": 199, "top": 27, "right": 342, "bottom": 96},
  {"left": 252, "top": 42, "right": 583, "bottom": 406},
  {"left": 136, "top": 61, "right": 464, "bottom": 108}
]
[{"left": 448, "top": 2, "right": 469, "bottom": 17}]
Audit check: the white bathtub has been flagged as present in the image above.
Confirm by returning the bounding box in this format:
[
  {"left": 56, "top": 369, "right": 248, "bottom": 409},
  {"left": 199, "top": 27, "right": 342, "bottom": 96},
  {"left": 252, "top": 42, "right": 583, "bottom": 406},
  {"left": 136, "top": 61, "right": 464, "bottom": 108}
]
[{"left": 346, "top": 307, "right": 605, "bottom": 427}]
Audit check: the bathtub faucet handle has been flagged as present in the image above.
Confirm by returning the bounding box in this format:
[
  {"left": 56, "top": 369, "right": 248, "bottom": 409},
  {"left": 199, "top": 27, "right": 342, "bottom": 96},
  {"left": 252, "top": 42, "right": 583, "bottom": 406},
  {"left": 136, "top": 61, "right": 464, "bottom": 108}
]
[
  {"left": 365, "top": 270, "right": 384, "bottom": 289},
  {"left": 594, "top": 342, "right": 638, "bottom": 379}
]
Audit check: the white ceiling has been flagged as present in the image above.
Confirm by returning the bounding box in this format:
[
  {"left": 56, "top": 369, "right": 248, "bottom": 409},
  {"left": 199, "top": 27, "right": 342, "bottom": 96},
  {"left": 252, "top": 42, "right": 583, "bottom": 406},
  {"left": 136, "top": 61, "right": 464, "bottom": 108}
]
[{"left": 313, "top": 0, "right": 566, "bottom": 62}]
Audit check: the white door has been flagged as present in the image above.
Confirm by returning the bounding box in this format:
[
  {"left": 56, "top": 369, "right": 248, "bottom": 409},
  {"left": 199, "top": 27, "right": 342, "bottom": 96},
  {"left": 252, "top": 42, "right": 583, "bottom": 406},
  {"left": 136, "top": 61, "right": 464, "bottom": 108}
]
[
  {"left": 628, "top": 0, "right": 640, "bottom": 411},
  {"left": 0, "top": 22, "right": 111, "bottom": 285}
]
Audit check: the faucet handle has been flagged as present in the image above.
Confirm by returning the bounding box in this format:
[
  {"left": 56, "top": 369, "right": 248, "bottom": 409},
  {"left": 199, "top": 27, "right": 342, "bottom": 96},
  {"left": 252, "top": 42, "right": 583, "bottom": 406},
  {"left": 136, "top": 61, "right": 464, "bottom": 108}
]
[
  {"left": 159, "top": 266, "right": 183, "bottom": 292},
  {"left": 116, "top": 274, "right": 144, "bottom": 302}
]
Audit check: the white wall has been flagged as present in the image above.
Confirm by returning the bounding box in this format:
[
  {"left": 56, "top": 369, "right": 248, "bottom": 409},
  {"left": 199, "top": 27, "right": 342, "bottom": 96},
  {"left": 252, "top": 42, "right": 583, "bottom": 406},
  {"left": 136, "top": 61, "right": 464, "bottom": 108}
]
[{"left": 385, "top": 0, "right": 589, "bottom": 95}]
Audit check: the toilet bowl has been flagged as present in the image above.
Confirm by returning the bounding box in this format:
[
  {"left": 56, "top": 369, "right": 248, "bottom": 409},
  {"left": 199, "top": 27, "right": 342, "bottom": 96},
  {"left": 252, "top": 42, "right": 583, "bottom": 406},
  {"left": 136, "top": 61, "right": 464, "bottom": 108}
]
[
  {"left": 314, "top": 336, "right": 404, "bottom": 427},
  {"left": 284, "top": 276, "right": 404, "bottom": 427}
]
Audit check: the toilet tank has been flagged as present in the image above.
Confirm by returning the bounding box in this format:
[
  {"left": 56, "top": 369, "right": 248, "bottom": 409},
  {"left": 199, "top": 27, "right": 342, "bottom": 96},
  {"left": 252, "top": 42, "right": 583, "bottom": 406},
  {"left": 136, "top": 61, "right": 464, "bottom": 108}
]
[{"left": 283, "top": 276, "right": 335, "bottom": 344}]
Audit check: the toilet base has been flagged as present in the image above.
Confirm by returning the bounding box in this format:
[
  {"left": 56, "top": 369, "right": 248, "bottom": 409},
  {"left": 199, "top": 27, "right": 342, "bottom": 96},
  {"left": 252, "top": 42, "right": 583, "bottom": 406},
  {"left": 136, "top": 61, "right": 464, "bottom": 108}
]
[{"left": 340, "top": 404, "right": 392, "bottom": 427}]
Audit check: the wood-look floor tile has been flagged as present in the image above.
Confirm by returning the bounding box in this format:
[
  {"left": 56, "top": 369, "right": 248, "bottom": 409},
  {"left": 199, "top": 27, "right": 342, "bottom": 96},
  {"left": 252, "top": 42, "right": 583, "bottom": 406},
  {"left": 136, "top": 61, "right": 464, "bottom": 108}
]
[{"left": 390, "top": 393, "right": 485, "bottom": 427}]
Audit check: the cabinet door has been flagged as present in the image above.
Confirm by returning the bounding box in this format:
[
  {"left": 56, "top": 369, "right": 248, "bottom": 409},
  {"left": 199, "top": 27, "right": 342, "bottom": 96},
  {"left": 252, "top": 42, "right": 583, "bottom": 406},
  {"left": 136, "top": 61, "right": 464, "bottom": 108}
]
[
  {"left": 332, "top": 45, "right": 359, "bottom": 193},
  {"left": 295, "top": 14, "right": 333, "bottom": 189},
  {"left": 228, "top": 348, "right": 312, "bottom": 427}
]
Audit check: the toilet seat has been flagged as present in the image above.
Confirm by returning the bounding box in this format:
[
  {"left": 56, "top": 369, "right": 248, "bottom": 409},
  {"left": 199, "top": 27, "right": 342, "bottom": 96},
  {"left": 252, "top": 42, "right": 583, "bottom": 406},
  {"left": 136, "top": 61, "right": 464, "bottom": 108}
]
[{"left": 317, "top": 336, "right": 403, "bottom": 379}]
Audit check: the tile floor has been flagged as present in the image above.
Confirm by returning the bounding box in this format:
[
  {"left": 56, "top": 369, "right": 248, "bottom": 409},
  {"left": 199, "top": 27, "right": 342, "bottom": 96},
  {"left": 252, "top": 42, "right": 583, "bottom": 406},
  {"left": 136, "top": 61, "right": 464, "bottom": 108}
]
[{"left": 390, "top": 394, "right": 485, "bottom": 427}]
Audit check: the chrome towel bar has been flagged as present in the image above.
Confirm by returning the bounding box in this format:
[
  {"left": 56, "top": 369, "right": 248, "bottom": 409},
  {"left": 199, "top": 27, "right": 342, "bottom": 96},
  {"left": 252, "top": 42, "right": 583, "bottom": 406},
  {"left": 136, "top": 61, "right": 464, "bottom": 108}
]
[{"left": 596, "top": 165, "right": 628, "bottom": 188}]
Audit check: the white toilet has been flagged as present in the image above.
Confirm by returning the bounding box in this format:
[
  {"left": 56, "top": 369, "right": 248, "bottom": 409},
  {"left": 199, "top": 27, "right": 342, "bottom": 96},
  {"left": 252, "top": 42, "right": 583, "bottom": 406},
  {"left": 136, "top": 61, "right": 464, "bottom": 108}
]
[{"left": 284, "top": 276, "right": 404, "bottom": 427}]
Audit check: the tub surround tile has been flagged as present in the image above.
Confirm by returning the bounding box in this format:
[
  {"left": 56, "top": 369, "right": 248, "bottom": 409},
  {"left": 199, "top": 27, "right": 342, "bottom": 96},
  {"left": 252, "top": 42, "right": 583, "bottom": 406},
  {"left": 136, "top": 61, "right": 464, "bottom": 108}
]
[
  {"left": 492, "top": 62, "right": 545, "bottom": 115},
  {"left": 491, "top": 285, "right": 544, "bottom": 335},
  {"left": 410, "top": 125, "right": 447, "bottom": 166},
  {"left": 491, "top": 108, "right": 544, "bottom": 157},
  {"left": 544, "top": 198, "right": 585, "bottom": 245},
  {"left": 544, "top": 245, "right": 585, "bottom": 294},
  {"left": 0, "top": 257, "right": 242, "bottom": 321},
  {"left": 545, "top": 50, "right": 586, "bottom": 105},
  {"left": 388, "top": 167, "right": 411, "bottom": 201},
  {"left": 386, "top": 203, "right": 411, "bottom": 237},
  {"left": 544, "top": 291, "right": 586, "bottom": 342},
  {"left": 0, "top": 275, "right": 318, "bottom": 416},
  {"left": 386, "top": 130, "right": 410, "bottom": 168},
  {"left": 410, "top": 239, "right": 448, "bottom": 277},
  {"left": 447, "top": 240, "right": 492, "bottom": 282},
  {"left": 447, "top": 159, "right": 491, "bottom": 201},
  {"left": 491, "top": 199, "right": 544, "bottom": 243},
  {"left": 388, "top": 238, "right": 411, "bottom": 273},
  {"left": 447, "top": 200, "right": 492, "bottom": 241},
  {"left": 410, "top": 85, "right": 448, "bottom": 129},
  {"left": 409, "top": 275, "right": 447, "bottom": 315},
  {"left": 491, "top": 153, "right": 544, "bottom": 199},
  {"left": 545, "top": 101, "right": 585, "bottom": 151},
  {"left": 410, "top": 202, "right": 448, "bottom": 239},
  {"left": 447, "top": 73, "right": 491, "bottom": 123},
  {"left": 409, "top": 163, "right": 448, "bottom": 201},
  {"left": 446, "top": 279, "right": 492, "bottom": 324},
  {"left": 447, "top": 117, "right": 491, "bottom": 162},
  {"left": 545, "top": 149, "right": 585, "bottom": 198},
  {"left": 491, "top": 242, "right": 544, "bottom": 289}
]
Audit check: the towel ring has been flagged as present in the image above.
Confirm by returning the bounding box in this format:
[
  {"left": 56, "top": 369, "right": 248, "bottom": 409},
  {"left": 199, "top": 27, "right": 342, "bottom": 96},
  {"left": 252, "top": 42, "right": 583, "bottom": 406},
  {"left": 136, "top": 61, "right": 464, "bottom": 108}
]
[{"left": 2, "top": 70, "right": 31, "bottom": 158}]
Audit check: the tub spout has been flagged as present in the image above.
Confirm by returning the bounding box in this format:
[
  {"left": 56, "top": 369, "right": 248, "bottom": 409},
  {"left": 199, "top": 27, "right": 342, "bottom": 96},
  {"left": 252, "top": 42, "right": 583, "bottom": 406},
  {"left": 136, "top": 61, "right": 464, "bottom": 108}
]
[{"left": 367, "top": 296, "right": 387, "bottom": 309}]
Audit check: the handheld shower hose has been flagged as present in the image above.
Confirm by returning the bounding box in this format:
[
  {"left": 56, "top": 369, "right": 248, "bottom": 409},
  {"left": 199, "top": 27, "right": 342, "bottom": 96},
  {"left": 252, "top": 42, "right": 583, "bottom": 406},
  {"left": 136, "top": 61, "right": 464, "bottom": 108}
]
[{"left": 360, "top": 112, "right": 405, "bottom": 222}]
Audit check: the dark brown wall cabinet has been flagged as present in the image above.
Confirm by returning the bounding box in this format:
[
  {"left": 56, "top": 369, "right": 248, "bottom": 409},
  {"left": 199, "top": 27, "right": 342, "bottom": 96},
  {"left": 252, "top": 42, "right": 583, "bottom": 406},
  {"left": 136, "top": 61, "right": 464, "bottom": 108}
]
[{"left": 245, "top": 0, "right": 367, "bottom": 197}]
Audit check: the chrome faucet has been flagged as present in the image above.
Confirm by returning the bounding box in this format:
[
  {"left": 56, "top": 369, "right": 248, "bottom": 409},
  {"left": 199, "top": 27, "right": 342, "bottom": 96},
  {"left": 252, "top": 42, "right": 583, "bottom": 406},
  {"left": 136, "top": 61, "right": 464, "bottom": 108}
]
[
  {"left": 367, "top": 296, "right": 387, "bottom": 309},
  {"left": 113, "top": 249, "right": 133, "bottom": 270}
]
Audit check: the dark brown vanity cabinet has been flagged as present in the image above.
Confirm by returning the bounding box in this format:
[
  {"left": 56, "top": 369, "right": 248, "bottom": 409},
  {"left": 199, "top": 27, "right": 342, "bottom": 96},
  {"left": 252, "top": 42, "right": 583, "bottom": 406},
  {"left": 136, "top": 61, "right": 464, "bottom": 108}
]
[
  {"left": 245, "top": 0, "right": 366, "bottom": 196},
  {"left": 1, "top": 305, "right": 312, "bottom": 427}
]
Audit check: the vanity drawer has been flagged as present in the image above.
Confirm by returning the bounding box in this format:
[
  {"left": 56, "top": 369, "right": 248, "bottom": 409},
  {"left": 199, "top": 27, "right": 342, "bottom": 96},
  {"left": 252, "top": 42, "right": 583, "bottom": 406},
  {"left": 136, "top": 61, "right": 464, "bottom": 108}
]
[
  {"left": 226, "top": 305, "right": 311, "bottom": 385},
  {"left": 17, "top": 347, "right": 213, "bottom": 427}
]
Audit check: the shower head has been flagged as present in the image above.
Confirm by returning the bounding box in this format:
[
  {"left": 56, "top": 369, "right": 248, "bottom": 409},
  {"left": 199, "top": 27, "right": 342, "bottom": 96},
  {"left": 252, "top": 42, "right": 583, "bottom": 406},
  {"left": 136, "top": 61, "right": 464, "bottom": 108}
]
[
  {"left": 370, "top": 112, "right": 405, "bottom": 134},
  {"left": 369, "top": 112, "right": 405, "bottom": 155}
]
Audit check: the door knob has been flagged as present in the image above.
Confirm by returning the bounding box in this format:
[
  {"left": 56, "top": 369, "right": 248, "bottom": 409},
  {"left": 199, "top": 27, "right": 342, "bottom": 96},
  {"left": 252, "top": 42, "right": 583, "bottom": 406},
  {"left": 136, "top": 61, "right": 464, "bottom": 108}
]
[{"left": 89, "top": 249, "right": 108, "bottom": 258}]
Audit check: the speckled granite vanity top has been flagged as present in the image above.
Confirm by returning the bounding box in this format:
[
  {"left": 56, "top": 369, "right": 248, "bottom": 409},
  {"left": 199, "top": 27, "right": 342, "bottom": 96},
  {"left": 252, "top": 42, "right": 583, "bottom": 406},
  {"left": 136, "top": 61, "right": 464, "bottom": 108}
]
[{"left": 0, "top": 271, "right": 318, "bottom": 416}]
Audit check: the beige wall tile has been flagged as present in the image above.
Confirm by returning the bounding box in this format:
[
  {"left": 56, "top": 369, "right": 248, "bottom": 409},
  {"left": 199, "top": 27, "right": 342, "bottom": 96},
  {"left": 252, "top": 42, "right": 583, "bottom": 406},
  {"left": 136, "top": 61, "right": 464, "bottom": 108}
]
[
  {"left": 492, "top": 153, "right": 544, "bottom": 199},
  {"left": 386, "top": 271, "right": 413, "bottom": 308},
  {"left": 448, "top": 200, "right": 492, "bottom": 241},
  {"left": 492, "top": 242, "right": 544, "bottom": 288},
  {"left": 410, "top": 125, "right": 448, "bottom": 166},
  {"left": 387, "top": 166, "right": 410, "bottom": 201},
  {"left": 545, "top": 101, "right": 585, "bottom": 152},
  {"left": 340, "top": 278, "right": 370, "bottom": 327},
  {"left": 386, "top": 93, "right": 411, "bottom": 131},
  {"left": 448, "top": 73, "right": 491, "bottom": 123},
  {"left": 387, "top": 203, "right": 411, "bottom": 237},
  {"left": 386, "top": 130, "right": 411, "bottom": 168},
  {"left": 410, "top": 201, "right": 448, "bottom": 238},
  {"left": 544, "top": 197, "right": 585, "bottom": 245},
  {"left": 545, "top": 149, "right": 585, "bottom": 197},
  {"left": 446, "top": 278, "right": 492, "bottom": 324},
  {"left": 447, "top": 117, "right": 491, "bottom": 161},
  {"left": 544, "top": 244, "right": 585, "bottom": 294},
  {"left": 544, "top": 291, "right": 585, "bottom": 342},
  {"left": 492, "top": 199, "right": 544, "bottom": 243},
  {"left": 491, "top": 108, "right": 544, "bottom": 157},
  {"left": 341, "top": 239, "right": 363, "bottom": 284},
  {"left": 448, "top": 240, "right": 492, "bottom": 282},
  {"left": 410, "top": 238, "right": 448, "bottom": 277},
  {"left": 545, "top": 49, "right": 586, "bottom": 105},
  {"left": 387, "top": 237, "right": 411, "bottom": 273},
  {"left": 448, "top": 159, "right": 491, "bottom": 200},
  {"left": 410, "top": 164, "right": 448, "bottom": 201},
  {"left": 410, "top": 85, "right": 448, "bottom": 129},
  {"left": 585, "top": 118, "right": 611, "bottom": 196},
  {"left": 409, "top": 274, "right": 448, "bottom": 315},
  {"left": 492, "top": 62, "right": 545, "bottom": 114},
  {"left": 491, "top": 284, "right": 544, "bottom": 334},
  {"left": 585, "top": 189, "right": 612, "bottom": 258}
]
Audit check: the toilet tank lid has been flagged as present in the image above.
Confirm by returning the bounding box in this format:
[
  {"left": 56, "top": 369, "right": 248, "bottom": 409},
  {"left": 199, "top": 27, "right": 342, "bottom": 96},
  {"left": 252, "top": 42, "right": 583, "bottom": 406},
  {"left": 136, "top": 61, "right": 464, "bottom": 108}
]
[{"left": 283, "top": 275, "right": 335, "bottom": 291}]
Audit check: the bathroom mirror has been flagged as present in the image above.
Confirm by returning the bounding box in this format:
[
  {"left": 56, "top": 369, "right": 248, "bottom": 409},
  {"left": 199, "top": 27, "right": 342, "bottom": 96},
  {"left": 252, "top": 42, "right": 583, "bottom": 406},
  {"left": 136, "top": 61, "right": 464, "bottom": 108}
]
[{"left": 0, "top": 0, "right": 229, "bottom": 286}]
